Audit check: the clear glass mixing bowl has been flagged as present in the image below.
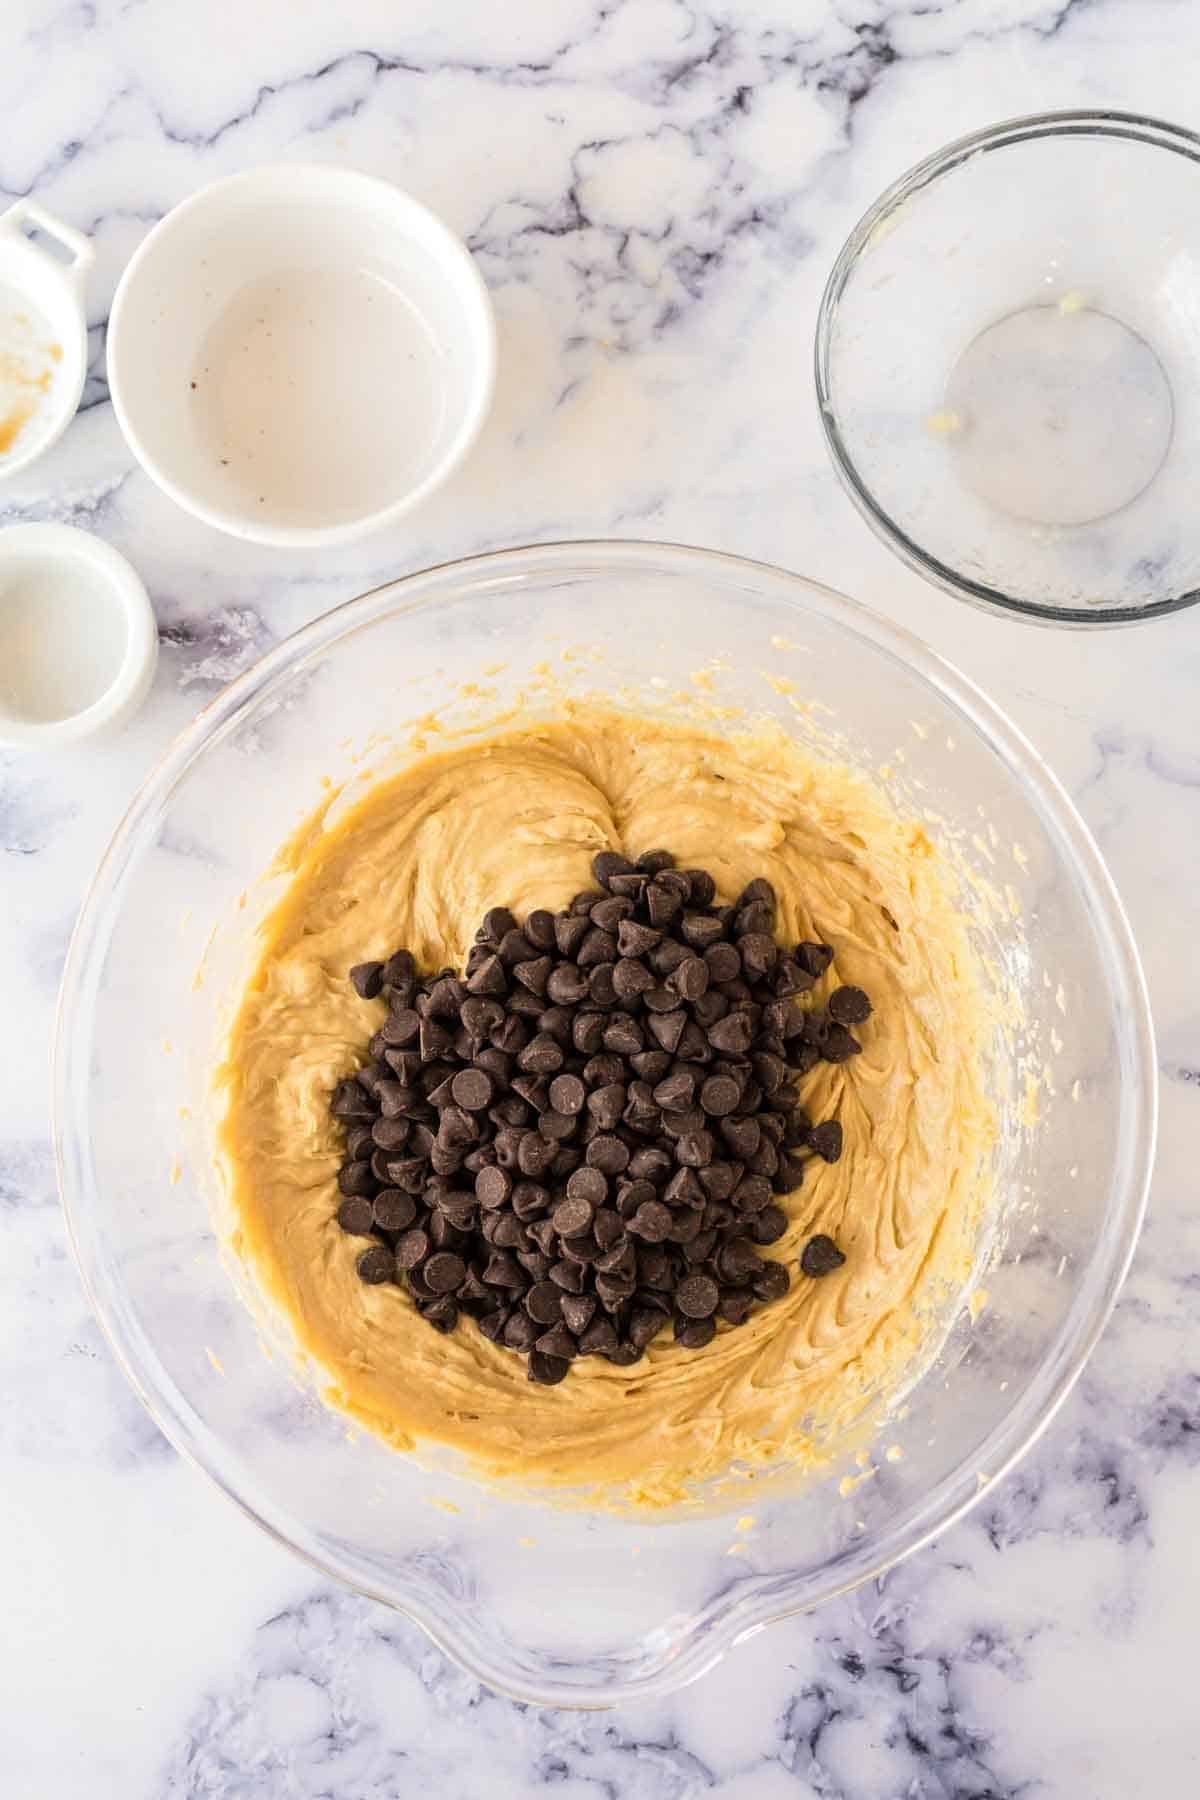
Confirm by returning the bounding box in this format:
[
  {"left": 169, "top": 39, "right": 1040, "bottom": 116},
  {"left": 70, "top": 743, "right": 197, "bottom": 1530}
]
[
  {"left": 55, "top": 541, "right": 1155, "bottom": 1705},
  {"left": 816, "top": 111, "right": 1200, "bottom": 625}
]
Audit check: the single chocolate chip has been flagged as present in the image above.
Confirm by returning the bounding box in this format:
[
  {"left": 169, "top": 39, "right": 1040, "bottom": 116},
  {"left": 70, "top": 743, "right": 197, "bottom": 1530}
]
[
  {"left": 577, "top": 927, "right": 617, "bottom": 969},
  {"left": 482, "top": 1250, "right": 526, "bottom": 1288},
  {"left": 514, "top": 955, "right": 552, "bottom": 997},
  {"left": 466, "top": 955, "right": 507, "bottom": 997},
  {"left": 331, "top": 1080, "right": 378, "bottom": 1121},
  {"left": 653, "top": 1070, "right": 694, "bottom": 1111},
  {"left": 395, "top": 1227, "right": 430, "bottom": 1270},
  {"left": 491, "top": 1015, "right": 529, "bottom": 1057},
  {"left": 525, "top": 909, "right": 557, "bottom": 951},
  {"left": 697, "top": 1162, "right": 736, "bottom": 1203},
  {"left": 708, "top": 1012, "right": 753, "bottom": 1054},
  {"left": 480, "top": 907, "right": 517, "bottom": 944},
  {"left": 350, "top": 1119, "right": 381, "bottom": 1158},
  {"left": 535, "top": 1321, "right": 578, "bottom": 1361},
  {"left": 579, "top": 1315, "right": 619, "bottom": 1355},
  {"left": 336, "top": 1196, "right": 375, "bottom": 1235},
  {"left": 517, "top": 1132, "right": 559, "bottom": 1178},
  {"left": 546, "top": 963, "right": 589, "bottom": 1006},
  {"left": 702, "top": 942, "right": 740, "bottom": 984},
  {"left": 808, "top": 1119, "right": 844, "bottom": 1163},
  {"left": 586, "top": 963, "right": 617, "bottom": 1006},
  {"left": 796, "top": 940, "right": 834, "bottom": 978},
  {"left": 611, "top": 957, "right": 653, "bottom": 1003},
  {"left": 547, "top": 1072, "right": 586, "bottom": 1115},
  {"left": 424, "top": 1252, "right": 466, "bottom": 1294},
  {"left": 478, "top": 1310, "right": 507, "bottom": 1343},
  {"left": 602, "top": 1015, "right": 643, "bottom": 1057},
  {"left": 537, "top": 1109, "right": 576, "bottom": 1142},
  {"left": 593, "top": 850, "right": 636, "bottom": 889},
  {"left": 568, "top": 1011, "right": 605, "bottom": 1056},
  {"left": 676, "top": 1274, "right": 720, "bottom": 1318},
  {"left": 475, "top": 1164, "right": 512, "bottom": 1209},
  {"left": 373, "top": 1191, "right": 417, "bottom": 1233},
  {"left": 647, "top": 1009, "right": 687, "bottom": 1054},
  {"left": 674, "top": 1315, "right": 716, "bottom": 1348},
  {"left": 383, "top": 947, "right": 417, "bottom": 988},
  {"left": 676, "top": 1130, "right": 715, "bottom": 1169},
  {"left": 356, "top": 1244, "right": 395, "bottom": 1284},
  {"left": 680, "top": 911, "right": 723, "bottom": 950},
  {"left": 504, "top": 1310, "right": 539, "bottom": 1351},
  {"left": 628, "top": 1145, "right": 672, "bottom": 1182},
  {"left": 733, "top": 1174, "right": 773, "bottom": 1215},
  {"left": 698, "top": 1074, "right": 741, "bottom": 1118},
  {"left": 338, "top": 1160, "right": 377, "bottom": 1198},
  {"left": 719, "top": 1118, "right": 759, "bottom": 1162},
  {"left": 801, "top": 1233, "right": 847, "bottom": 1277},
  {"left": 774, "top": 959, "right": 813, "bottom": 998},
  {"left": 754, "top": 1258, "right": 791, "bottom": 1301},
  {"left": 495, "top": 928, "right": 534, "bottom": 968},
  {"left": 554, "top": 913, "right": 591, "bottom": 958},
  {"left": 554, "top": 1291, "right": 593, "bottom": 1336},
  {"left": 666, "top": 957, "right": 706, "bottom": 1003},
  {"left": 819, "top": 1023, "right": 863, "bottom": 1063},
  {"left": 614, "top": 917, "right": 659, "bottom": 958},
  {"left": 525, "top": 1280, "right": 564, "bottom": 1325},
  {"left": 553, "top": 1194, "right": 595, "bottom": 1237},
  {"left": 646, "top": 882, "right": 683, "bottom": 929},
  {"left": 350, "top": 960, "right": 385, "bottom": 1000},
  {"left": 566, "top": 1166, "right": 608, "bottom": 1207},
  {"left": 586, "top": 1134, "right": 629, "bottom": 1176},
  {"left": 550, "top": 1258, "right": 586, "bottom": 1293},
  {"left": 371, "top": 1116, "right": 412, "bottom": 1153},
  {"left": 664, "top": 1166, "right": 705, "bottom": 1208},
  {"left": 448, "top": 1068, "right": 491, "bottom": 1112},
  {"left": 747, "top": 1051, "right": 781, "bottom": 1095},
  {"left": 436, "top": 1190, "right": 478, "bottom": 1231},
  {"left": 828, "top": 985, "right": 872, "bottom": 1026},
  {"left": 517, "top": 1032, "right": 564, "bottom": 1075},
  {"left": 426, "top": 1296, "right": 464, "bottom": 1339},
  {"left": 591, "top": 895, "right": 633, "bottom": 933},
  {"left": 628, "top": 1199, "right": 673, "bottom": 1242},
  {"left": 511, "top": 1181, "right": 550, "bottom": 1221},
  {"left": 419, "top": 1017, "right": 456, "bottom": 1062},
  {"left": 528, "top": 1351, "right": 570, "bottom": 1385},
  {"left": 719, "top": 1288, "right": 755, "bottom": 1326},
  {"left": 587, "top": 1082, "right": 627, "bottom": 1130}
]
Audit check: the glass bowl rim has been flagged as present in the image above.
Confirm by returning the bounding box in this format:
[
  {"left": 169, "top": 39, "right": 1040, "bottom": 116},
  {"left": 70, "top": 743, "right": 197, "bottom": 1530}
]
[
  {"left": 53, "top": 537, "right": 1158, "bottom": 1705},
  {"left": 814, "top": 108, "right": 1200, "bottom": 629}
]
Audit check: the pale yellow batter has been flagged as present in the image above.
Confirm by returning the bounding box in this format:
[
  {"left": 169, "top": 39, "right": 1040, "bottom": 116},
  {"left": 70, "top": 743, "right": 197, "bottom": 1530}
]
[{"left": 216, "top": 709, "right": 995, "bottom": 1506}]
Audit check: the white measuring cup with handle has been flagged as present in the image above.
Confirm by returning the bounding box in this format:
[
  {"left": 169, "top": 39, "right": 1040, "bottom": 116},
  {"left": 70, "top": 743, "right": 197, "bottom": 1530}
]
[{"left": 0, "top": 198, "right": 94, "bottom": 479}]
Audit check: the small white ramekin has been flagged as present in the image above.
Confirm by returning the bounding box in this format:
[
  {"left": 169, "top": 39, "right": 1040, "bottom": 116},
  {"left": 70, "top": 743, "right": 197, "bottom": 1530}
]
[
  {"left": 0, "top": 524, "right": 158, "bottom": 748},
  {"left": 105, "top": 165, "right": 497, "bottom": 549}
]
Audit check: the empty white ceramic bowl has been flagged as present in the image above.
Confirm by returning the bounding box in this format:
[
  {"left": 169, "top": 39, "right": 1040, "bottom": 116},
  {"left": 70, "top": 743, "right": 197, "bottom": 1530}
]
[{"left": 106, "top": 165, "right": 497, "bottom": 548}]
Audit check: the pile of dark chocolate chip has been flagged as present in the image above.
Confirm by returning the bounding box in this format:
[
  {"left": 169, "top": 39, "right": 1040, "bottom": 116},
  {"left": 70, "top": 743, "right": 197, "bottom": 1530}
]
[{"left": 330, "top": 850, "right": 871, "bottom": 1385}]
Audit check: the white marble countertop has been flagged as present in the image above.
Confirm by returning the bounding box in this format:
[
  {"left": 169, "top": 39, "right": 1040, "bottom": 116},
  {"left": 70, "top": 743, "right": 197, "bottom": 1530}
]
[{"left": 3, "top": 2, "right": 1198, "bottom": 1794}]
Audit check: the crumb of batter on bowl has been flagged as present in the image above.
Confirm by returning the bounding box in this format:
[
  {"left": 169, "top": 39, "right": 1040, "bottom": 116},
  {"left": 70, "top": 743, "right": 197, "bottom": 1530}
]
[{"left": 213, "top": 706, "right": 997, "bottom": 1511}]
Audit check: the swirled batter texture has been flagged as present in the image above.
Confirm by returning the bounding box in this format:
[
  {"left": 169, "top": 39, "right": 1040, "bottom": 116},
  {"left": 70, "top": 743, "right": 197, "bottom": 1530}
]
[{"left": 216, "top": 710, "right": 994, "bottom": 1506}]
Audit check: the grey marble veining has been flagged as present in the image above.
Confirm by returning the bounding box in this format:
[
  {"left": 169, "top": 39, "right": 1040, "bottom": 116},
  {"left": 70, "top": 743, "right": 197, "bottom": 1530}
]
[{"left": 2, "top": 1, "right": 1198, "bottom": 1795}]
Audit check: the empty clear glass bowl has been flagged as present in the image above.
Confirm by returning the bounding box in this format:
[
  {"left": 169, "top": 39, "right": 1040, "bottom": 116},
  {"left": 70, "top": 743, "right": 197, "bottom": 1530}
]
[
  {"left": 55, "top": 541, "right": 1155, "bottom": 1704},
  {"left": 817, "top": 111, "right": 1200, "bottom": 625}
]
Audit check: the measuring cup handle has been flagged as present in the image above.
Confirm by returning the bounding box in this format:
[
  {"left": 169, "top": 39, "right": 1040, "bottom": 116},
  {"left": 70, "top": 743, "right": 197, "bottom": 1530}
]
[{"left": 0, "top": 198, "right": 94, "bottom": 292}]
